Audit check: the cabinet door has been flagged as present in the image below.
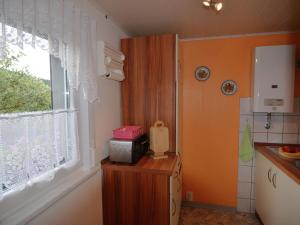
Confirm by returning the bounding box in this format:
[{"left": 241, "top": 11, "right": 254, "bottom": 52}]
[
  {"left": 271, "top": 164, "right": 300, "bottom": 225},
  {"left": 256, "top": 151, "right": 300, "bottom": 225},
  {"left": 170, "top": 176, "right": 176, "bottom": 225},
  {"left": 255, "top": 152, "right": 277, "bottom": 225},
  {"left": 121, "top": 34, "right": 177, "bottom": 152},
  {"left": 175, "top": 157, "right": 182, "bottom": 218},
  {"left": 170, "top": 158, "right": 182, "bottom": 225},
  {"left": 102, "top": 169, "right": 170, "bottom": 225}
]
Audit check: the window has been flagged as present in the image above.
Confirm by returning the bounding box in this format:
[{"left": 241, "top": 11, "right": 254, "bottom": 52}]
[
  {"left": 0, "top": 0, "right": 99, "bottom": 223},
  {"left": 0, "top": 29, "right": 69, "bottom": 113},
  {"left": 0, "top": 25, "right": 78, "bottom": 197}
]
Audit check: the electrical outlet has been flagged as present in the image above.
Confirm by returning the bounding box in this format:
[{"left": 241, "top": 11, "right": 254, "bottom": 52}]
[{"left": 186, "top": 191, "right": 193, "bottom": 201}]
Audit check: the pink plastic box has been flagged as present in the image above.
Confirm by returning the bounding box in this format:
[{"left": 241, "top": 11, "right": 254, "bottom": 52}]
[{"left": 113, "top": 126, "right": 143, "bottom": 140}]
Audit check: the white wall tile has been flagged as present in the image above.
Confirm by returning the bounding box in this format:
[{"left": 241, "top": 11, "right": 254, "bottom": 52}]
[
  {"left": 254, "top": 112, "right": 267, "bottom": 116},
  {"left": 268, "top": 133, "right": 283, "bottom": 144},
  {"left": 284, "top": 115, "right": 300, "bottom": 134},
  {"left": 282, "top": 133, "right": 298, "bottom": 144},
  {"left": 238, "top": 166, "right": 252, "bottom": 182},
  {"left": 237, "top": 182, "right": 251, "bottom": 198},
  {"left": 251, "top": 166, "right": 256, "bottom": 183},
  {"left": 237, "top": 198, "right": 251, "bottom": 213},
  {"left": 240, "top": 98, "right": 252, "bottom": 115},
  {"left": 253, "top": 133, "right": 267, "bottom": 143},
  {"left": 240, "top": 115, "right": 253, "bottom": 132},
  {"left": 250, "top": 199, "right": 256, "bottom": 213},
  {"left": 293, "top": 97, "right": 300, "bottom": 115},
  {"left": 251, "top": 183, "right": 255, "bottom": 200},
  {"left": 239, "top": 159, "right": 253, "bottom": 167},
  {"left": 269, "top": 115, "right": 283, "bottom": 133},
  {"left": 252, "top": 154, "right": 256, "bottom": 167},
  {"left": 253, "top": 114, "right": 268, "bottom": 132},
  {"left": 271, "top": 112, "right": 285, "bottom": 116}
]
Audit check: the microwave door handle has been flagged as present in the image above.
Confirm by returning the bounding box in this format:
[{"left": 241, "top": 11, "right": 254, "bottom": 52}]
[{"left": 140, "top": 140, "right": 148, "bottom": 145}]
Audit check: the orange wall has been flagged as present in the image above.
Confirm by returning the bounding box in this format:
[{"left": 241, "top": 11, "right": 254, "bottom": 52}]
[{"left": 180, "top": 32, "right": 300, "bottom": 207}]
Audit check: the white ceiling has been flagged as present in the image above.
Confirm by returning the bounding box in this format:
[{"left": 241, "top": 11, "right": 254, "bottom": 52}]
[{"left": 96, "top": 0, "right": 300, "bottom": 38}]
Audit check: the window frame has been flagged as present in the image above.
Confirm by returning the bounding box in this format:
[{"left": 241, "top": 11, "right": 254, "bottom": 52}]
[
  {"left": 0, "top": 44, "right": 97, "bottom": 225},
  {"left": 50, "top": 53, "right": 71, "bottom": 111},
  {"left": 0, "top": 44, "right": 76, "bottom": 194}
]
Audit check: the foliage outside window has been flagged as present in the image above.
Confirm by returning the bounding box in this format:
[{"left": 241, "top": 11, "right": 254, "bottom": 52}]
[{"left": 0, "top": 47, "right": 52, "bottom": 114}]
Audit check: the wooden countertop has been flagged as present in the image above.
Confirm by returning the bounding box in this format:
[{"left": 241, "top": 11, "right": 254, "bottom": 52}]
[
  {"left": 255, "top": 143, "right": 300, "bottom": 185},
  {"left": 101, "top": 153, "right": 179, "bottom": 176}
]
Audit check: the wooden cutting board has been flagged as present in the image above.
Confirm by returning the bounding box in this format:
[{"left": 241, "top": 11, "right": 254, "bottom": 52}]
[{"left": 150, "top": 120, "right": 169, "bottom": 154}]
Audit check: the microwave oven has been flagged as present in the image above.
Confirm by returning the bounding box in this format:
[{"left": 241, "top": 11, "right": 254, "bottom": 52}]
[{"left": 109, "top": 134, "right": 149, "bottom": 164}]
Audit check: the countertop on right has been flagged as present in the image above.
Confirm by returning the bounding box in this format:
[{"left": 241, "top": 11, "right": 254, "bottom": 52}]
[{"left": 254, "top": 142, "right": 300, "bottom": 185}]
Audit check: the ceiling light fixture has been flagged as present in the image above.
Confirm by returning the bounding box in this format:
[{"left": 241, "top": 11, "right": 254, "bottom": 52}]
[
  {"left": 202, "top": 0, "right": 223, "bottom": 11},
  {"left": 202, "top": 0, "right": 211, "bottom": 7},
  {"left": 214, "top": 2, "right": 223, "bottom": 11}
]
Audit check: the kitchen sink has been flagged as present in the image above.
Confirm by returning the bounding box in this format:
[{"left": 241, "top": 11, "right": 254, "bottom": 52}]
[
  {"left": 266, "top": 146, "right": 280, "bottom": 154},
  {"left": 265, "top": 146, "right": 300, "bottom": 170}
]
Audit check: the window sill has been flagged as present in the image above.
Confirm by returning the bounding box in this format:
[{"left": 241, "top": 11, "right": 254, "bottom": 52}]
[{"left": 0, "top": 165, "right": 100, "bottom": 225}]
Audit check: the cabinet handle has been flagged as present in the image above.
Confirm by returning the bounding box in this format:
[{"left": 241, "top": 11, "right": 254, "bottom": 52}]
[
  {"left": 172, "top": 199, "right": 176, "bottom": 216},
  {"left": 178, "top": 162, "right": 182, "bottom": 175},
  {"left": 174, "top": 171, "right": 179, "bottom": 179},
  {"left": 177, "top": 155, "right": 182, "bottom": 169},
  {"left": 272, "top": 173, "right": 277, "bottom": 189},
  {"left": 177, "top": 177, "right": 182, "bottom": 193},
  {"left": 177, "top": 154, "right": 182, "bottom": 164},
  {"left": 267, "top": 169, "right": 272, "bottom": 183},
  {"left": 140, "top": 140, "right": 148, "bottom": 145}
]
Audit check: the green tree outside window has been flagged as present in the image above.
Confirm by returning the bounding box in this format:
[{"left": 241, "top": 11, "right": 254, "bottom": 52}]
[{"left": 0, "top": 48, "right": 51, "bottom": 114}]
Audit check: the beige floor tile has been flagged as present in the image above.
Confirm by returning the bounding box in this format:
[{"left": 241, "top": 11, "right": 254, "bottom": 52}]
[{"left": 179, "top": 206, "right": 260, "bottom": 225}]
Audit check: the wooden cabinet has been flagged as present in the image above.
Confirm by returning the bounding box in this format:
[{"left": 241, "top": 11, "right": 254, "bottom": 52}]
[
  {"left": 255, "top": 151, "right": 300, "bottom": 225},
  {"left": 121, "top": 34, "right": 177, "bottom": 152},
  {"left": 102, "top": 154, "right": 181, "bottom": 225}
]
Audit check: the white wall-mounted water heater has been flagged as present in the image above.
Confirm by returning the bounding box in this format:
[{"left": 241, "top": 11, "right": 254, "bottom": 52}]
[{"left": 252, "top": 45, "right": 296, "bottom": 113}]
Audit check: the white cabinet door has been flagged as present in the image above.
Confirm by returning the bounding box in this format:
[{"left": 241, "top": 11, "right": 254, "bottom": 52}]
[
  {"left": 271, "top": 163, "right": 300, "bottom": 225},
  {"left": 256, "top": 151, "right": 300, "bottom": 225},
  {"left": 255, "top": 152, "right": 277, "bottom": 225}
]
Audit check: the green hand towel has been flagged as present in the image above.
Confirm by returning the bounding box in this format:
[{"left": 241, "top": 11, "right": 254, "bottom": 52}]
[{"left": 239, "top": 123, "right": 254, "bottom": 162}]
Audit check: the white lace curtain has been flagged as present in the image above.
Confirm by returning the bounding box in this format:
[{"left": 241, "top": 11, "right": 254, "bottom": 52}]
[
  {"left": 0, "top": 110, "right": 78, "bottom": 197},
  {"left": 0, "top": 0, "right": 98, "bottom": 199},
  {"left": 0, "top": 0, "right": 98, "bottom": 102}
]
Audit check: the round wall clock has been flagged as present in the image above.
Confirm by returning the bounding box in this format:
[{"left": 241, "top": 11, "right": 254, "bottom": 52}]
[
  {"left": 195, "top": 66, "right": 210, "bottom": 81},
  {"left": 221, "top": 80, "right": 237, "bottom": 96}
]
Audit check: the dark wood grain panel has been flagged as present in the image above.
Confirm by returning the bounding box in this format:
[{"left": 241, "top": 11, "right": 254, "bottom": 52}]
[
  {"left": 121, "top": 34, "right": 177, "bottom": 152},
  {"left": 102, "top": 169, "right": 170, "bottom": 225},
  {"left": 121, "top": 37, "right": 148, "bottom": 129},
  {"left": 158, "top": 35, "right": 176, "bottom": 152}
]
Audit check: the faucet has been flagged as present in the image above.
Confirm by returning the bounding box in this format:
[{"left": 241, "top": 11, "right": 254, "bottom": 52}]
[{"left": 265, "top": 113, "right": 272, "bottom": 130}]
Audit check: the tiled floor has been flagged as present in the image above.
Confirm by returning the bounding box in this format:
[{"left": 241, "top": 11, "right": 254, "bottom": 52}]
[{"left": 179, "top": 206, "right": 260, "bottom": 225}]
